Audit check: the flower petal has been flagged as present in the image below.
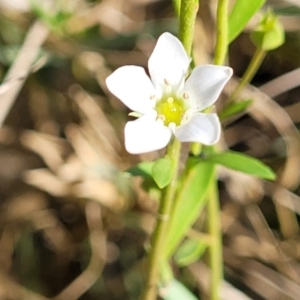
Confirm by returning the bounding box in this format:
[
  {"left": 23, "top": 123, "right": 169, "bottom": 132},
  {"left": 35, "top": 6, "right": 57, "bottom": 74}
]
[
  {"left": 184, "top": 65, "right": 233, "bottom": 111},
  {"left": 124, "top": 115, "right": 172, "bottom": 154},
  {"left": 106, "top": 66, "right": 155, "bottom": 114},
  {"left": 148, "top": 32, "right": 190, "bottom": 92},
  {"left": 175, "top": 113, "right": 221, "bottom": 145}
]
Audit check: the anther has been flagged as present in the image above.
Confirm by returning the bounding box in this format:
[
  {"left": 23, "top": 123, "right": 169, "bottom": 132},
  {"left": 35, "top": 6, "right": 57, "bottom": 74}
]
[
  {"left": 164, "top": 78, "right": 170, "bottom": 85},
  {"left": 150, "top": 95, "right": 155, "bottom": 100},
  {"left": 183, "top": 92, "right": 189, "bottom": 99},
  {"left": 158, "top": 114, "right": 165, "bottom": 121}
]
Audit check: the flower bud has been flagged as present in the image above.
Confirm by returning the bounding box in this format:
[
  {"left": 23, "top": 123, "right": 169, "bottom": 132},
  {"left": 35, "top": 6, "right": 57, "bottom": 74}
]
[{"left": 250, "top": 10, "right": 285, "bottom": 51}]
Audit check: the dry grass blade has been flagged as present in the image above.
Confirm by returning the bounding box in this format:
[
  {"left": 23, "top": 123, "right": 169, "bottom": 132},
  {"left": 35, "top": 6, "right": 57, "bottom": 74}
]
[
  {"left": 244, "top": 260, "right": 300, "bottom": 300},
  {"left": 260, "top": 68, "right": 300, "bottom": 98},
  {"left": 188, "top": 262, "right": 252, "bottom": 300},
  {"left": 0, "top": 21, "right": 49, "bottom": 127},
  {"left": 266, "top": 184, "right": 300, "bottom": 216},
  {"left": 21, "top": 130, "right": 69, "bottom": 172},
  {"left": 69, "top": 85, "right": 121, "bottom": 162},
  {"left": 24, "top": 168, "right": 69, "bottom": 197},
  {"left": 246, "top": 204, "right": 300, "bottom": 283}
]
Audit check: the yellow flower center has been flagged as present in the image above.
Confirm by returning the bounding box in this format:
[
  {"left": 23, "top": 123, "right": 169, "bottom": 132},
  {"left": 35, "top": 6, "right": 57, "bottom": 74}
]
[{"left": 155, "top": 96, "right": 186, "bottom": 126}]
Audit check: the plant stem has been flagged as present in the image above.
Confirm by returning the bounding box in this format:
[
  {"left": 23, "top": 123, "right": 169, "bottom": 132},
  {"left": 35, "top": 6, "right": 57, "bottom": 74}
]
[
  {"left": 172, "top": 0, "right": 181, "bottom": 17},
  {"left": 178, "top": 0, "right": 199, "bottom": 155},
  {"left": 179, "top": 0, "right": 199, "bottom": 56},
  {"left": 142, "top": 1, "right": 199, "bottom": 298},
  {"left": 214, "top": 0, "right": 229, "bottom": 65},
  {"left": 141, "top": 139, "right": 181, "bottom": 300},
  {"left": 228, "top": 47, "right": 266, "bottom": 103},
  {"left": 207, "top": 171, "right": 222, "bottom": 300},
  {"left": 207, "top": 1, "right": 230, "bottom": 299}
]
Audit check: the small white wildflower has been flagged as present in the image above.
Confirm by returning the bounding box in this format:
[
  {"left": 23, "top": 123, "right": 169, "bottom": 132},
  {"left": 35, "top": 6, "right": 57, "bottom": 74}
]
[{"left": 106, "top": 32, "right": 233, "bottom": 154}]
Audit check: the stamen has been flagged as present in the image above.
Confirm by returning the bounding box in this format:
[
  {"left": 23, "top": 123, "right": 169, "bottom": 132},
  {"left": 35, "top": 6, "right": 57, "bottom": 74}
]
[
  {"left": 158, "top": 114, "right": 165, "bottom": 121},
  {"left": 167, "top": 97, "right": 174, "bottom": 104},
  {"left": 150, "top": 95, "right": 156, "bottom": 100},
  {"left": 155, "top": 96, "right": 186, "bottom": 126},
  {"left": 183, "top": 92, "right": 189, "bottom": 99},
  {"left": 164, "top": 78, "right": 170, "bottom": 85}
]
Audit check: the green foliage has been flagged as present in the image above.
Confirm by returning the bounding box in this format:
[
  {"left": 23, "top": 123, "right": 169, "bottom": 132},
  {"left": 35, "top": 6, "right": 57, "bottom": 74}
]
[
  {"left": 126, "top": 161, "right": 161, "bottom": 199},
  {"left": 126, "top": 157, "right": 175, "bottom": 190},
  {"left": 274, "top": 5, "right": 300, "bottom": 16},
  {"left": 228, "top": 0, "right": 266, "bottom": 43},
  {"left": 160, "top": 279, "right": 198, "bottom": 300},
  {"left": 205, "top": 151, "right": 276, "bottom": 180},
  {"left": 174, "top": 238, "right": 208, "bottom": 267},
  {"left": 31, "top": 1, "right": 72, "bottom": 34},
  {"left": 163, "top": 161, "right": 215, "bottom": 258},
  {"left": 250, "top": 10, "right": 285, "bottom": 50},
  {"left": 219, "top": 99, "right": 253, "bottom": 120},
  {"left": 126, "top": 161, "right": 154, "bottom": 179},
  {"left": 152, "top": 156, "right": 175, "bottom": 189}
]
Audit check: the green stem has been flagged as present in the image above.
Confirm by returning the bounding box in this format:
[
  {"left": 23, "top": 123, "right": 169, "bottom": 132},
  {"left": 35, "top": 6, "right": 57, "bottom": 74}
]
[
  {"left": 206, "top": 1, "right": 230, "bottom": 299},
  {"left": 141, "top": 139, "right": 181, "bottom": 300},
  {"left": 214, "top": 0, "right": 229, "bottom": 65},
  {"left": 172, "top": 0, "right": 181, "bottom": 17},
  {"left": 179, "top": 0, "right": 199, "bottom": 56},
  {"left": 228, "top": 47, "right": 266, "bottom": 102},
  {"left": 179, "top": 0, "right": 199, "bottom": 155},
  {"left": 208, "top": 171, "right": 222, "bottom": 300}
]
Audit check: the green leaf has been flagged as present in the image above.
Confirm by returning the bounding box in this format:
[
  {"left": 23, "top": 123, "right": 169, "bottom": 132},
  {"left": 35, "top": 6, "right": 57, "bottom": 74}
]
[
  {"left": 31, "top": 1, "right": 72, "bottom": 34},
  {"left": 174, "top": 238, "right": 208, "bottom": 267},
  {"left": 126, "top": 161, "right": 154, "bottom": 179},
  {"left": 126, "top": 162, "right": 162, "bottom": 200},
  {"left": 205, "top": 151, "right": 276, "bottom": 180},
  {"left": 163, "top": 161, "right": 214, "bottom": 258},
  {"left": 274, "top": 5, "right": 300, "bottom": 16},
  {"left": 160, "top": 279, "right": 198, "bottom": 300},
  {"left": 219, "top": 99, "right": 253, "bottom": 120},
  {"left": 152, "top": 156, "right": 174, "bottom": 189},
  {"left": 228, "top": 0, "right": 266, "bottom": 43}
]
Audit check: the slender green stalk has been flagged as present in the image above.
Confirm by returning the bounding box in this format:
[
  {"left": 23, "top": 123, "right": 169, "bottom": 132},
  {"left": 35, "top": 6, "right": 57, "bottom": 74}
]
[
  {"left": 141, "top": 139, "right": 181, "bottom": 300},
  {"left": 179, "top": 0, "right": 199, "bottom": 156},
  {"left": 172, "top": 0, "right": 181, "bottom": 17},
  {"left": 141, "top": 1, "right": 200, "bottom": 298},
  {"left": 214, "top": 0, "right": 229, "bottom": 65},
  {"left": 228, "top": 47, "right": 266, "bottom": 103},
  {"left": 207, "top": 172, "right": 222, "bottom": 300},
  {"left": 179, "top": 0, "right": 199, "bottom": 56},
  {"left": 207, "top": 1, "right": 230, "bottom": 299}
]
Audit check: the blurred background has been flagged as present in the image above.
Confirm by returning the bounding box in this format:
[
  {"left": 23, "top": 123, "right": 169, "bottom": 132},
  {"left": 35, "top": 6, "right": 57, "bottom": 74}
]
[{"left": 0, "top": 0, "right": 299, "bottom": 299}]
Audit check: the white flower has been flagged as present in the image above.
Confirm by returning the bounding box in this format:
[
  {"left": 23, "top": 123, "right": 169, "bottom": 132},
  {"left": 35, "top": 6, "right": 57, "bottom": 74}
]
[{"left": 106, "top": 32, "right": 233, "bottom": 154}]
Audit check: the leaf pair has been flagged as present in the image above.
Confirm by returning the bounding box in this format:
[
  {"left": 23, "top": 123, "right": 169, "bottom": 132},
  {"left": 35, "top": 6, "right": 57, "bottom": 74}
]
[{"left": 126, "top": 148, "right": 275, "bottom": 278}]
